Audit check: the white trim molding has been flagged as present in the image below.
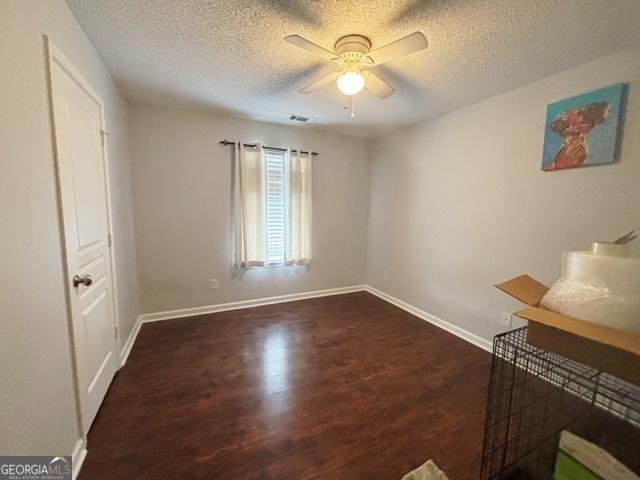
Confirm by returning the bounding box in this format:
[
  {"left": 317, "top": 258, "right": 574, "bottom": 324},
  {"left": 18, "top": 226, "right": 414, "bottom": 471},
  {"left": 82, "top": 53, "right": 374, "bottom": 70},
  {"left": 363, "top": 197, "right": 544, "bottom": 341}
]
[
  {"left": 138, "top": 285, "right": 367, "bottom": 323},
  {"left": 365, "top": 285, "right": 493, "bottom": 352},
  {"left": 122, "top": 284, "right": 492, "bottom": 369},
  {"left": 119, "top": 316, "right": 143, "bottom": 367},
  {"left": 71, "top": 437, "right": 87, "bottom": 480}
]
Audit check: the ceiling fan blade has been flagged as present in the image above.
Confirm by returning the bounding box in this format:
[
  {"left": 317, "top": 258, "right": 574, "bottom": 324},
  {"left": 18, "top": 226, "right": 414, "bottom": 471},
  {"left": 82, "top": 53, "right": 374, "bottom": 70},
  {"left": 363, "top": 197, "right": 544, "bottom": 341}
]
[
  {"left": 363, "top": 72, "right": 395, "bottom": 99},
  {"left": 285, "top": 35, "right": 337, "bottom": 61},
  {"left": 368, "top": 32, "right": 428, "bottom": 65},
  {"left": 298, "top": 71, "right": 341, "bottom": 94}
]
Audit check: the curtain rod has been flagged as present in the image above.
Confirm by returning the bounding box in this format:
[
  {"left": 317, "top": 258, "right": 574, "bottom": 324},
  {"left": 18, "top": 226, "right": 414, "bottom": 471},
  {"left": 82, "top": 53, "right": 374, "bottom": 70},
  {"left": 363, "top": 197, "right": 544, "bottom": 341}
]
[{"left": 219, "top": 140, "right": 318, "bottom": 156}]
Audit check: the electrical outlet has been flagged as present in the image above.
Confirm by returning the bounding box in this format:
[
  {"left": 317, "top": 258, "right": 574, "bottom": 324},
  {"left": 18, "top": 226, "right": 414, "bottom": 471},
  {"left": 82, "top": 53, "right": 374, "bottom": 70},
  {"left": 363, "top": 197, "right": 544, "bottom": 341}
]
[
  {"left": 501, "top": 312, "right": 513, "bottom": 328},
  {"left": 209, "top": 279, "right": 218, "bottom": 289},
  {"left": 383, "top": 270, "right": 388, "bottom": 280}
]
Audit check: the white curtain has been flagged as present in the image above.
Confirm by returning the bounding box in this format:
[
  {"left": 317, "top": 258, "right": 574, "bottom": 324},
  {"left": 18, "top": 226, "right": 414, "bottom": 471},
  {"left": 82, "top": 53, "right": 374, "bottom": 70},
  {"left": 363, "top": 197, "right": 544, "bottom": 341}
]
[
  {"left": 286, "top": 150, "right": 312, "bottom": 265},
  {"left": 233, "top": 141, "right": 266, "bottom": 268}
]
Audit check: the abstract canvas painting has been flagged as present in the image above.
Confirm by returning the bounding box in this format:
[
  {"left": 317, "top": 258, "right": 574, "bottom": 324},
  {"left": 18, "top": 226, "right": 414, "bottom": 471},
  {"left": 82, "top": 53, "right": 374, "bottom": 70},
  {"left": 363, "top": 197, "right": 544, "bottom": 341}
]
[{"left": 542, "top": 83, "right": 627, "bottom": 171}]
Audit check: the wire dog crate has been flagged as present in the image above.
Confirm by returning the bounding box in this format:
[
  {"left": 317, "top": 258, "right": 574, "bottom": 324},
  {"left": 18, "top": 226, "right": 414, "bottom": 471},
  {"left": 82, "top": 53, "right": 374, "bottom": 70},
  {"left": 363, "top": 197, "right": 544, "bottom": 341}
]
[{"left": 480, "top": 327, "right": 640, "bottom": 480}]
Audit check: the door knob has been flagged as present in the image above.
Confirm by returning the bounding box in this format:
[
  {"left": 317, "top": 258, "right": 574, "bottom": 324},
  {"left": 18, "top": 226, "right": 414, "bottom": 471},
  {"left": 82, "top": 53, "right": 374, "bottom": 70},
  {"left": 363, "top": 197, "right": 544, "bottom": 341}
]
[{"left": 73, "top": 275, "right": 93, "bottom": 287}]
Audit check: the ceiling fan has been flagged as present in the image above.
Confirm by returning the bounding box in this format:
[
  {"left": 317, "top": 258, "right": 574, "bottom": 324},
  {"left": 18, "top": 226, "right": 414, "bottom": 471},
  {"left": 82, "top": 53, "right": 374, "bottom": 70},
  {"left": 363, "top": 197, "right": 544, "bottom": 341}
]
[{"left": 285, "top": 32, "right": 428, "bottom": 116}]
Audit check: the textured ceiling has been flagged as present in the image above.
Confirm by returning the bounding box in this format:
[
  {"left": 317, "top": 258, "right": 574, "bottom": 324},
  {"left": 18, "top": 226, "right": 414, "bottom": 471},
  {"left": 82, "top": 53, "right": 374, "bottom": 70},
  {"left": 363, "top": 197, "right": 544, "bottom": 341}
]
[{"left": 66, "top": 0, "right": 640, "bottom": 138}]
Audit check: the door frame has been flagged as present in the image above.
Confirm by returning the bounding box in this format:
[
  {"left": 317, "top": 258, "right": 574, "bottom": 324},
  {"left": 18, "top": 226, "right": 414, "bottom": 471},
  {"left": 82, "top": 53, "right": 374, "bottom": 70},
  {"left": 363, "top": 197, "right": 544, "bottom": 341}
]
[{"left": 46, "top": 38, "right": 122, "bottom": 436}]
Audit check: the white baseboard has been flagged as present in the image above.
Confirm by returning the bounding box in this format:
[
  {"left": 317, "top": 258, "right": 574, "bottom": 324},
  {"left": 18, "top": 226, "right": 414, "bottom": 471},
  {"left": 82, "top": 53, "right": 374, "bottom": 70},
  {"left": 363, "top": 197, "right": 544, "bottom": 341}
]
[
  {"left": 123, "top": 284, "right": 490, "bottom": 371},
  {"left": 71, "top": 437, "right": 87, "bottom": 480},
  {"left": 119, "top": 316, "right": 143, "bottom": 367},
  {"left": 365, "top": 285, "right": 493, "bottom": 352},
  {"left": 138, "top": 285, "right": 367, "bottom": 323}
]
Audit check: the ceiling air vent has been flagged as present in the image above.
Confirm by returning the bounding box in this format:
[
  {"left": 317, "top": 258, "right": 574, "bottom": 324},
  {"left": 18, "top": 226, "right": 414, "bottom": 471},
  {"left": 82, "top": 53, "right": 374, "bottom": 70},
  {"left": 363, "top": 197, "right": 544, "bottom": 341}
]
[{"left": 288, "top": 114, "right": 309, "bottom": 122}]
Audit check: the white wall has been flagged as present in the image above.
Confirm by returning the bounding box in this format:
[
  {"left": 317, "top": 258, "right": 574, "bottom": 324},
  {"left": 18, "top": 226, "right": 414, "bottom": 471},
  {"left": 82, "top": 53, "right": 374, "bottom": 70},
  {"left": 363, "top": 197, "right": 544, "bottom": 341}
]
[
  {"left": 367, "top": 46, "right": 640, "bottom": 342},
  {"left": 128, "top": 102, "right": 371, "bottom": 314},
  {"left": 2, "top": 0, "right": 637, "bottom": 457},
  {"left": 0, "top": 0, "right": 140, "bottom": 455}
]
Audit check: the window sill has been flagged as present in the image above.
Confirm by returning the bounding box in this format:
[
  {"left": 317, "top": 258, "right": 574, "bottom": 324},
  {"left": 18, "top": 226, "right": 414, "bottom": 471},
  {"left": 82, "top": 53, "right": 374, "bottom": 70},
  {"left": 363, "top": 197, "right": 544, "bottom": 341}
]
[
  {"left": 260, "top": 263, "right": 289, "bottom": 269},
  {"left": 241, "top": 261, "right": 311, "bottom": 270}
]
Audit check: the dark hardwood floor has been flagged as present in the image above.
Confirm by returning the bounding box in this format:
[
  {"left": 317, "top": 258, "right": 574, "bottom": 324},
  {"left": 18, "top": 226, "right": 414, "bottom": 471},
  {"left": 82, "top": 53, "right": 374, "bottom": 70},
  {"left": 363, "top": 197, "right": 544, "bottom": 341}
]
[{"left": 79, "top": 292, "right": 491, "bottom": 479}]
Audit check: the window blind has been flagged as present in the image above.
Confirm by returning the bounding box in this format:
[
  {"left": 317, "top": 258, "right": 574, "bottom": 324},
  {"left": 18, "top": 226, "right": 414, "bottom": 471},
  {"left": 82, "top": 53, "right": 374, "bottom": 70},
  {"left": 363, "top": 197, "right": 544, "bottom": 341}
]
[{"left": 265, "top": 150, "right": 286, "bottom": 264}]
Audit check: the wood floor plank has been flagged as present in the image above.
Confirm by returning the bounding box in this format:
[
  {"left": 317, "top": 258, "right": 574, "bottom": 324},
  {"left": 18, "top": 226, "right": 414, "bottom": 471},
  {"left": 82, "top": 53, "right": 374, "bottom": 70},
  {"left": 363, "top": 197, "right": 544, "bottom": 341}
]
[{"left": 79, "top": 292, "right": 490, "bottom": 479}]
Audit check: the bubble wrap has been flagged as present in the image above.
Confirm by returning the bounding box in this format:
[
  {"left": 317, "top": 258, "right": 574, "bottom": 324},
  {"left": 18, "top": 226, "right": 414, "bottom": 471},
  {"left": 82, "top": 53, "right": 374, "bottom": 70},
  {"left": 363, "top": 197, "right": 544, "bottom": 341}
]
[{"left": 540, "top": 252, "right": 640, "bottom": 333}]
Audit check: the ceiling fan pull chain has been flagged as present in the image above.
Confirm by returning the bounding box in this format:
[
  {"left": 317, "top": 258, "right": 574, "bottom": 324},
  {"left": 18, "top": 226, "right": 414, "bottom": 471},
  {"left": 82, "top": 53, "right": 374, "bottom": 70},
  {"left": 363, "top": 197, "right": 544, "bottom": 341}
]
[
  {"left": 350, "top": 95, "right": 355, "bottom": 119},
  {"left": 344, "top": 95, "right": 348, "bottom": 110}
]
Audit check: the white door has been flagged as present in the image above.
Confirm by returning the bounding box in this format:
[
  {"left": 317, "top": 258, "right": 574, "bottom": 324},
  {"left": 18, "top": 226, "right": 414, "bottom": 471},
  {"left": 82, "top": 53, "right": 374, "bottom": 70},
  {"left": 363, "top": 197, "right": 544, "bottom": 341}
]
[{"left": 49, "top": 47, "right": 118, "bottom": 434}]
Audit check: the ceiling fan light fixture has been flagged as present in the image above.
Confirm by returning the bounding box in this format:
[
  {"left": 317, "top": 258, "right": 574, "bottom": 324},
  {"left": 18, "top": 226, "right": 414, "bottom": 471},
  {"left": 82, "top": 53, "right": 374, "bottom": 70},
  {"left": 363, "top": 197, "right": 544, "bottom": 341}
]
[
  {"left": 336, "top": 71, "right": 365, "bottom": 96},
  {"left": 286, "top": 31, "right": 428, "bottom": 104}
]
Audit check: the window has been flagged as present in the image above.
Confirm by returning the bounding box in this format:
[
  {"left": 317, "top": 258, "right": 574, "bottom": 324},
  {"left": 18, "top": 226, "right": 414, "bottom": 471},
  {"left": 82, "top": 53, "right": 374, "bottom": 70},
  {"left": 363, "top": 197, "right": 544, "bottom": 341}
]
[
  {"left": 232, "top": 142, "right": 311, "bottom": 269},
  {"left": 265, "top": 150, "right": 286, "bottom": 265}
]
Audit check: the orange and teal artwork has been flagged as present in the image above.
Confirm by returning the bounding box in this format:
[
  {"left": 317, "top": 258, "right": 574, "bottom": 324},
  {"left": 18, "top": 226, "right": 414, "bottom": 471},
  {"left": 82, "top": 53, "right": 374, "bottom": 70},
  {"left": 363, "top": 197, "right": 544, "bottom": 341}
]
[{"left": 542, "top": 83, "right": 627, "bottom": 171}]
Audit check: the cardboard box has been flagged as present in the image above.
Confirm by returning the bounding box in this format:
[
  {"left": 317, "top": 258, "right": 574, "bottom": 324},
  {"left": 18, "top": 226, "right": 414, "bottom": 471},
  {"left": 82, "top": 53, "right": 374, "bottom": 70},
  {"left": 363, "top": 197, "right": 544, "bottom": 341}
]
[{"left": 496, "top": 274, "right": 640, "bottom": 385}]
